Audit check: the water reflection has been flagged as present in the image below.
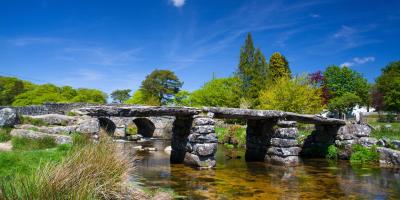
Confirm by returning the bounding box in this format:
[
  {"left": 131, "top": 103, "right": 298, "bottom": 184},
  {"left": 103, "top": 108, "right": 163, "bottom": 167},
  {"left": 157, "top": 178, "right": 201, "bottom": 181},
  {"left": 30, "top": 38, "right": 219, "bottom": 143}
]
[{"left": 120, "top": 140, "right": 400, "bottom": 199}]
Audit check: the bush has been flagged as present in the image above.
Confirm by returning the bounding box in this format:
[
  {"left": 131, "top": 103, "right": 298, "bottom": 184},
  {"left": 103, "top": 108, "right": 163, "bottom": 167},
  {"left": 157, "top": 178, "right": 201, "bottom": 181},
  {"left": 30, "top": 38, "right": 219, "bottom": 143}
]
[
  {"left": 326, "top": 145, "right": 338, "bottom": 160},
  {"left": 350, "top": 144, "right": 379, "bottom": 165},
  {"left": 11, "top": 137, "right": 57, "bottom": 151},
  {"left": 126, "top": 125, "right": 137, "bottom": 135},
  {"left": 215, "top": 125, "right": 246, "bottom": 148},
  {"left": 71, "top": 133, "right": 92, "bottom": 147},
  {"left": 0, "top": 128, "right": 12, "bottom": 142},
  {"left": 0, "top": 134, "right": 131, "bottom": 199},
  {"left": 19, "top": 116, "right": 48, "bottom": 126}
]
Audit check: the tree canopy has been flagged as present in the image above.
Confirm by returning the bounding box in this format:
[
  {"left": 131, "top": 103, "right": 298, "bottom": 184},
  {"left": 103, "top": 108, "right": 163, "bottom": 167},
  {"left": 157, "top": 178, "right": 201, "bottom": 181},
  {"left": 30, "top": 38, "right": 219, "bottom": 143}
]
[
  {"left": 140, "top": 69, "right": 182, "bottom": 105},
  {"left": 267, "top": 52, "right": 291, "bottom": 84},
  {"left": 376, "top": 61, "right": 400, "bottom": 112},
  {"left": 111, "top": 89, "right": 131, "bottom": 103},
  {"left": 235, "top": 33, "right": 268, "bottom": 107},
  {"left": 258, "top": 76, "right": 324, "bottom": 114},
  {"left": 189, "top": 77, "right": 241, "bottom": 108},
  {"left": 0, "top": 76, "right": 107, "bottom": 106}
]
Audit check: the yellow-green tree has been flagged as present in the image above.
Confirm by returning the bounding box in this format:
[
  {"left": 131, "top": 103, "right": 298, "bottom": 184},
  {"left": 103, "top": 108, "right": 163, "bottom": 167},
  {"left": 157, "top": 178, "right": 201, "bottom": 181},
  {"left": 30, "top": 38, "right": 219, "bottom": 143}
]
[
  {"left": 258, "top": 76, "right": 324, "bottom": 114},
  {"left": 267, "top": 52, "right": 291, "bottom": 84}
]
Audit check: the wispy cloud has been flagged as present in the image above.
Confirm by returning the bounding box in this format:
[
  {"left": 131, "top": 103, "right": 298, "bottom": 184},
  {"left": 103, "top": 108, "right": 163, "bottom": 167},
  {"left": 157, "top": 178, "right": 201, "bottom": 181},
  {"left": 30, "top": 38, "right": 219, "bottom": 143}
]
[
  {"left": 170, "top": 0, "right": 185, "bottom": 8},
  {"left": 310, "top": 13, "right": 320, "bottom": 18},
  {"left": 340, "top": 56, "right": 375, "bottom": 67}
]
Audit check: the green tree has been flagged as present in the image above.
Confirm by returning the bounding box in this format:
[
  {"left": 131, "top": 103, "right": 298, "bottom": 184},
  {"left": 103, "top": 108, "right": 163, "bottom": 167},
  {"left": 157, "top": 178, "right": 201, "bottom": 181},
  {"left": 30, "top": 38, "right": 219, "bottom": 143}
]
[
  {"left": 323, "top": 65, "right": 370, "bottom": 113},
  {"left": 71, "top": 88, "right": 107, "bottom": 104},
  {"left": 189, "top": 77, "right": 241, "bottom": 108},
  {"left": 267, "top": 52, "right": 291, "bottom": 84},
  {"left": 0, "top": 77, "right": 27, "bottom": 105},
  {"left": 140, "top": 69, "right": 183, "bottom": 105},
  {"left": 328, "top": 92, "right": 362, "bottom": 119},
  {"left": 236, "top": 33, "right": 268, "bottom": 107},
  {"left": 172, "top": 90, "right": 191, "bottom": 106},
  {"left": 12, "top": 84, "right": 66, "bottom": 106},
  {"left": 110, "top": 89, "right": 131, "bottom": 103},
  {"left": 258, "top": 76, "right": 324, "bottom": 114},
  {"left": 376, "top": 61, "right": 400, "bottom": 112}
]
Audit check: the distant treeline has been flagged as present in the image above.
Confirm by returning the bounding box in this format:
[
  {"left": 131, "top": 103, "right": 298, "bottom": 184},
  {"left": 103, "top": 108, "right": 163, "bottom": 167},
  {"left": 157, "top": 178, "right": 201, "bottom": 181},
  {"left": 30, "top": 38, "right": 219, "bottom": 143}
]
[{"left": 0, "top": 77, "right": 107, "bottom": 106}]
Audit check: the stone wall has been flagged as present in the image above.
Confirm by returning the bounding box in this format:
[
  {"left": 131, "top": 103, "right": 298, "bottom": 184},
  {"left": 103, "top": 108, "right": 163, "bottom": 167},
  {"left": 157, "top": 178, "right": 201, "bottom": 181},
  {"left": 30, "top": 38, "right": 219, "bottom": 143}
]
[{"left": 0, "top": 103, "right": 99, "bottom": 116}]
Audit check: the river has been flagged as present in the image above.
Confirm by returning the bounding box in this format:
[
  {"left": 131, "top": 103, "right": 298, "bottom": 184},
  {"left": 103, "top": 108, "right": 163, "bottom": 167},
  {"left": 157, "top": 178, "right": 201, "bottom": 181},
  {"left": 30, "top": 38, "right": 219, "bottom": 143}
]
[{"left": 121, "top": 140, "right": 400, "bottom": 199}]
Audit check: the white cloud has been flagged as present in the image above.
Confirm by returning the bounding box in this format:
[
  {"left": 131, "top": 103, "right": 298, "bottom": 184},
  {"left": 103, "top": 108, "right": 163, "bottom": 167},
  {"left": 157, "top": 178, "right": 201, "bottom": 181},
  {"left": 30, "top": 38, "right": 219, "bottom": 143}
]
[
  {"left": 170, "top": 0, "right": 185, "bottom": 7},
  {"left": 8, "top": 37, "right": 64, "bottom": 46},
  {"left": 340, "top": 56, "right": 375, "bottom": 67},
  {"left": 310, "top": 14, "right": 320, "bottom": 18}
]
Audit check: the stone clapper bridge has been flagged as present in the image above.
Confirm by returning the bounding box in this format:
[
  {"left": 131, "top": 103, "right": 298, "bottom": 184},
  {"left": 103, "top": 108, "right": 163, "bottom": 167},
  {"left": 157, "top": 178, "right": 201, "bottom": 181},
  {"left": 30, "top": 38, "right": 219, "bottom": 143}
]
[{"left": 74, "top": 105, "right": 346, "bottom": 168}]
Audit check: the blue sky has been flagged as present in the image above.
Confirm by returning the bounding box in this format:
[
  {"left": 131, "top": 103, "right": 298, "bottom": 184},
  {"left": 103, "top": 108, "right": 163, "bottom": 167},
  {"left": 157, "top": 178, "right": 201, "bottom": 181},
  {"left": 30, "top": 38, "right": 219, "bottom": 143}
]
[{"left": 0, "top": 0, "right": 399, "bottom": 95}]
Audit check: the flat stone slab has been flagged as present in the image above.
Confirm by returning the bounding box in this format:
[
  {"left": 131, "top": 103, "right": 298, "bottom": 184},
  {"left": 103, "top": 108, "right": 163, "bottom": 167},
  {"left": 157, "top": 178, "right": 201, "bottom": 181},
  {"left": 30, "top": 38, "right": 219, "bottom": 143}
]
[
  {"left": 10, "top": 129, "right": 72, "bottom": 144},
  {"left": 378, "top": 147, "right": 400, "bottom": 166},
  {"left": 265, "top": 155, "right": 300, "bottom": 166},
  {"left": 270, "top": 138, "right": 298, "bottom": 147},
  {"left": 203, "top": 107, "right": 345, "bottom": 125},
  {"left": 75, "top": 106, "right": 201, "bottom": 117},
  {"left": 267, "top": 147, "right": 302, "bottom": 157}
]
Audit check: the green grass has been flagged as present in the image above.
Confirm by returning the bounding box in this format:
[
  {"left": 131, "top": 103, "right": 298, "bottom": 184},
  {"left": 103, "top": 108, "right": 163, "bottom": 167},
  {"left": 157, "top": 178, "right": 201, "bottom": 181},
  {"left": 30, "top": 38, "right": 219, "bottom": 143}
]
[
  {"left": 369, "top": 121, "right": 400, "bottom": 130},
  {"left": 0, "top": 144, "right": 71, "bottom": 177},
  {"left": 19, "top": 116, "right": 49, "bottom": 126},
  {"left": 0, "top": 133, "right": 131, "bottom": 200},
  {"left": 11, "top": 137, "right": 57, "bottom": 151},
  {"left": 350, "top": 144, "right": 379, "bottom": 165},
  {"left": 0, "top": 128, "right": 12, "bottom": 142},
  {"left": 215, "top": 125, "right": 246, "bottom": 148},
  {"left": 326, "top": 145, "right": 338, "bottom": 160},
  {"left": 126, "top": 125, "right": 137, "bottom": 135}
]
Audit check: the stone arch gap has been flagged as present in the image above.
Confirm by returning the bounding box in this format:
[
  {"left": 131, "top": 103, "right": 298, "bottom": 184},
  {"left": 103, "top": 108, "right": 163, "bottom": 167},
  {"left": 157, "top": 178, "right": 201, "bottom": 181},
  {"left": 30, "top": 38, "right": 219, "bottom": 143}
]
[
  {"left": 133, "top": 118, "right": 156, "bottom": 138},
  {"left": 98, "top": 117, "right": 116, "bottom": 136}
]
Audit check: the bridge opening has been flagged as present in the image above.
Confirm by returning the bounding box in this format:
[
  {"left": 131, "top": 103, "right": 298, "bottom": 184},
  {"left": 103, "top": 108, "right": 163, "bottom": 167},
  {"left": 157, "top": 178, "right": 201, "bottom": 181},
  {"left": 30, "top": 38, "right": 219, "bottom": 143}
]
[
  {"left": 133, "top": 118, "right": 155, "bottom": 138},
  {"left": 98, "top": 117, "right": 116, "bottom": 136},
  {"left": 170, "top": 117, "right": 193, "bottom": 164}
]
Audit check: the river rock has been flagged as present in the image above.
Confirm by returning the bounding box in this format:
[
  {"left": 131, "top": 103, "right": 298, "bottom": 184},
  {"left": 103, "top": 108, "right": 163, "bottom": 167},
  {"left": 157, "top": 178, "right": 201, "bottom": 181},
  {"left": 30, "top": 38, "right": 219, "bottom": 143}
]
[
  {"left": 337, "top": 124, "right": 371, "bottom": 139},
  {"left": 188, "top": 133, "right": 218, "bottom": 143},
  {"left": 191, "top": 125, "right": 215, "bottom": 134},
  {"left": 377, "top": 147, "right": 400, "bottom": 166},
  {"left": 30, "top": 114, "right": 75, "bottom": 126},
  {"left": 356, "top": 137, "right": 378, "bottom": 147},
  {"left": 265, "top": 154, "right": 299, "bottom": 166},
  {"left": 184, "top": 153, "right": 216, "bottom": 168},
  {"left": 267, "top": 147, "right": 302, "bottom": 157},
  {"left": 391, "top": 140, "right": 400, "bottom": 149},
  {"left": 273, "top": 128, "right": 298, "bottom": 139},
  {"left": 270, "top": 138, "right": 298, "bottom": 147},
  {"left": 277, "top": 120, "right": 297, "bottom": 128},
  {"left": 193, "top": 117, "right": 215, "bottom": 126},
  {"left": 10, "top": 129, "right": 72, "bottom": 144},
  {"left": 192, "top": 143, "right": 217, "bottom": 156},
  {"left": 0, "top": 108, "right": 19, "bottom": 127},
  {"left": 76, "top": 118, "right": 100, "bottom": 134}
]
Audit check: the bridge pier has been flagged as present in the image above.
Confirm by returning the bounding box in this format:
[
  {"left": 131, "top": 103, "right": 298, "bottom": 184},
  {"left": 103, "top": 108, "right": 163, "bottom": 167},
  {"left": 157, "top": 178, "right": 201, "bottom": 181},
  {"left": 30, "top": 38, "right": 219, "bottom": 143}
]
[
  {"left": 265, "top": 121, "right": 301, "bottom": 166},
  {"left": 184, "top": 113, "right": 217, "bottom": 168}
]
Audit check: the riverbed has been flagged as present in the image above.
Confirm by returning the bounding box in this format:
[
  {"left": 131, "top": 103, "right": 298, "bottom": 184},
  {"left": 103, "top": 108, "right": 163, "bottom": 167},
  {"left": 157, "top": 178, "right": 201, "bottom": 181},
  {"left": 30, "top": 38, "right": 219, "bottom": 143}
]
[{"left": 121, "top": 140, "right": 400, "bottom": 199}]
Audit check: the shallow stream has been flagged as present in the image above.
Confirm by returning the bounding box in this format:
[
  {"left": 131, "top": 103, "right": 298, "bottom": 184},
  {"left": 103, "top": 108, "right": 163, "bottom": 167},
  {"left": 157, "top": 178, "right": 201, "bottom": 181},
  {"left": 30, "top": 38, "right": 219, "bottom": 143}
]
[{"left": 121, "top": 140, "right": 400, "bottom": 199}]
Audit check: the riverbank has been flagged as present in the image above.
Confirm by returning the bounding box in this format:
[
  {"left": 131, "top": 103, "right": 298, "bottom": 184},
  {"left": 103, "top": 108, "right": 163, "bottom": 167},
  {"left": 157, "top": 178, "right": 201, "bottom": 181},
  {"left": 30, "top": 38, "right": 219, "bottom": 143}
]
[{"left": 0, "top": 131, "right": 172, "bottom": 200}]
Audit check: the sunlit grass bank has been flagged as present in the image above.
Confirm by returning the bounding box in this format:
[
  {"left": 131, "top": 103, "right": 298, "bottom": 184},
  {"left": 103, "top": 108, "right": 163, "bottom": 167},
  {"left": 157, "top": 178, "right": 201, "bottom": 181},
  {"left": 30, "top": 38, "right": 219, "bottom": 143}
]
[{"left": 0, "top": 133, "right": 134, "bottom": 200}]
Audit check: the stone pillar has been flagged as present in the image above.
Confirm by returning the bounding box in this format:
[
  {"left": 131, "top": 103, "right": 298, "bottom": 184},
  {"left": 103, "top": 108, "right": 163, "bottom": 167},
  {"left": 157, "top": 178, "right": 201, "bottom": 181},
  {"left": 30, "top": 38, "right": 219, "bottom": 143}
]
[
  {"left": 245, "top": 119, "right": 275, "bottom": 162},
  {"left": 184, "top": 113, "right": 217, "bottom": 168},
  {"left": 265, "top": 120, "right": 301, "bottom": 166}
]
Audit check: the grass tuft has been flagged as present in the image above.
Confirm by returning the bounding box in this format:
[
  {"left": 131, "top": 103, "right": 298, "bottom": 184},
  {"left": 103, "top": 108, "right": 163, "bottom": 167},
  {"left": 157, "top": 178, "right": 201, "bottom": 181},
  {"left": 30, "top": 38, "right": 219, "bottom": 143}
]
[
  {"left": 0, "top": 128, "right": 12, "bottom": 142},
  {"left": 11, "top": 136, "right": 57, "bottom": 151},
  {"left": 350, "top": 144, "right": 379, "bottom": 165},
  {"left": 19, "top": 116, "right": 49, "bottom": 126},
  {"left": 326, "top": 144, "right": 338, "bottom": 160},
  {"left": 0, "top": 132, "right": 132, "bottom": 200}
]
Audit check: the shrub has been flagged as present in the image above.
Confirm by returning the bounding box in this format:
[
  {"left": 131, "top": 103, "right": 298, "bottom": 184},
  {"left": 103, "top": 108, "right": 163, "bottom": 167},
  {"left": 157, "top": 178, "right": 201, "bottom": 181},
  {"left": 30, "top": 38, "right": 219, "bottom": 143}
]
[
  {"left": 11, "top": 136, "right": 57, "bottom": 151},
  {"left": 0, "top": 134, "right": 131, "bottom": 199},
  {"left": 350, "top": 144, "right": 379, "bottom": 165},
  {"left": 215, "top": 125, "right": 246, "bottom": 148},
  {"left": 326, "top": 145, "right": 338, "bottom": 160},
  {"left": 126, "top": 125, "right": 137, "bottom": 135},
  {"left": 19, "top": 116, "right": 48, "bottom": 126},
  {"left": 0, "top": 128, "right": 12, "bottom": 142}
]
